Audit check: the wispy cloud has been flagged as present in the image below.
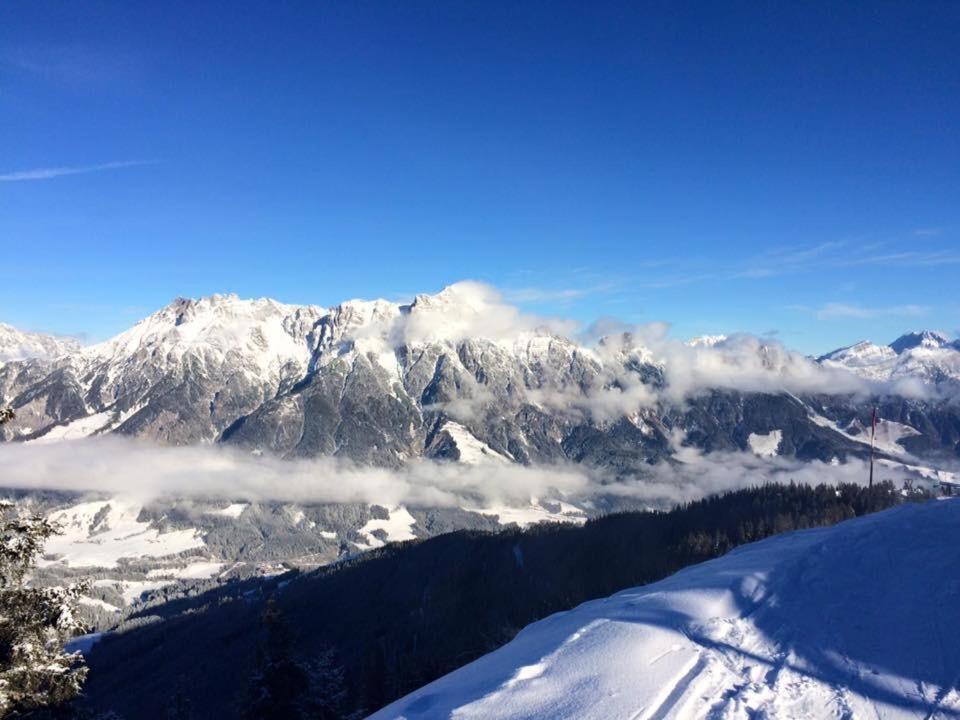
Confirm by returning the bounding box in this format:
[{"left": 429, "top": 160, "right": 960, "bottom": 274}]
[
  {"left": 0, "top": 160, "right": 151, "bottom": 183},
  {"left": 810, "top": 303, "right": 930, "bottom": 320},
  {"left": 0, "top": 160, "right": 153, "bottom": 182},
  {"left": 630, "top": 238, "right": 960, "bottom": 289},
  {"left": 504, "top": 284, "right": 614, "bottom": 303},
  {"left": 4, "top": 44, "right": 143, "bottom": 89},
  {"left": 0, "top": 436, "right": 924, "bottom": 509}
]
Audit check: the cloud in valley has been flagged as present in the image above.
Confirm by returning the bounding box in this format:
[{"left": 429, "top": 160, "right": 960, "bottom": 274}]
[{"left": 0, "top": 436, "right": 930, "bottom": 512}]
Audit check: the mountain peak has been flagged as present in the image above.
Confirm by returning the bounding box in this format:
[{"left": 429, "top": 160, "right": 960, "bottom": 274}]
[
  {"left": 889, "top": 330, "right": 951, "bottom": 354},
  {"left": 407, "top": 281, "right": 497, "bottom": 314}
]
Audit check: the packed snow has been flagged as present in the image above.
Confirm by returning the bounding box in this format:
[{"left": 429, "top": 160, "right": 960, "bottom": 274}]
[{"left": 372, "top": 499, "right": 960, "bottom": 720}]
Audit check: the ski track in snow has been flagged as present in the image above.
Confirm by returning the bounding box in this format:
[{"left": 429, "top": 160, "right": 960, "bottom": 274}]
[{"left": 371, "top": 499, "right": 960, "bottom": 720}]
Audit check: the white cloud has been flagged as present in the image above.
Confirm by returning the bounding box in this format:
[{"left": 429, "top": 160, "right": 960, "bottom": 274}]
[
  {"left": 0, "top": 437, "right": 591, "bottom": 508},
  {"left": 0, "top": 436, "right": 932, "bottom": 512},
  {"left": 503, "top": 283, "right": 615, "bottom": 304},
  {"left": 393, "top": 281, "right": 579, "bottom": 345},
  {"left": 358, "top": 285, "right": 912, "bottom": 420},
  {"left": 608, "top": 448, "right": 920, "bottom": 506}
]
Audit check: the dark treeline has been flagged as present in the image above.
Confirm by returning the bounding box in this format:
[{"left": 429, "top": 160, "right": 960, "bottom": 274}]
[{"left": 82, "top": 482, "right": 923, "bottom": 719}]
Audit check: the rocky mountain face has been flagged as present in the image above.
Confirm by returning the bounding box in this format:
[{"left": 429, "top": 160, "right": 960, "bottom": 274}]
[
  {"left": 2, "top": 286, "right": 959, "bottom": 469},
  {"left": 1, "top": 295, "right": 324, "bottom": 444}
]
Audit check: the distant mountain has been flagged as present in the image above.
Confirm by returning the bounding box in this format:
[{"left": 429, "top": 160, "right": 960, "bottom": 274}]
[
  {"left": 2, "top": 287, "right": 959, "bottom": 468},
  {"left": 1, "top": 295, "right": 323, "bottom": 443},
  {"left": 373, "top": 497, "right": 960, "bottom": 720},
  {"left": 819, "top": 329, "right": 960, "bottom": 385},
  {"left": 0, "top": 322, "right": 80, "bottom": 363}
]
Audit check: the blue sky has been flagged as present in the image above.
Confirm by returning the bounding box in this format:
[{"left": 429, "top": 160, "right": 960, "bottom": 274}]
[{"left": 1, "top": 1, "right": 957, "bottom": 354}]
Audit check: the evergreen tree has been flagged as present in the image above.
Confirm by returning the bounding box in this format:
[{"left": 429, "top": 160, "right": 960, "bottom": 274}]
[
  {"left": 0, "top": 499, "right": 87, "bottom": 717},
  {"left": 242, "top": 599, "right": 356, "bottom": 720},
  {"left": 166, "top": 680, "right": 192, "bottom": 720},
  {"left": 298, "top": 647, "right": 362, "bottom": 720}
]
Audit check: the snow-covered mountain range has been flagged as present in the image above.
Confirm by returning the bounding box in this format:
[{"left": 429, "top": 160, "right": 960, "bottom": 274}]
[
  {"left": 2, "top": 284, "right": 959, "bottom": 469},
  {"left": 819, "top": 329, "right": 960, "bottom": 384},
  {"left": 0, "top": 322, "right": 80, "bottom": 363},
  {"left": 372, "top": 498, "right": 960, "bottom": 720}
]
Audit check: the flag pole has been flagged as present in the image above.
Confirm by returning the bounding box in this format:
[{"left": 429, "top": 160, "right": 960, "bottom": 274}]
[{"left": 869, "top": 407, "right": 876, "bottom": 489}]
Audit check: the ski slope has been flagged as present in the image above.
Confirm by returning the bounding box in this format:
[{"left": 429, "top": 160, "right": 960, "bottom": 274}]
[{"left": 371, "top": 499, "right": 960, "bottom": 720}]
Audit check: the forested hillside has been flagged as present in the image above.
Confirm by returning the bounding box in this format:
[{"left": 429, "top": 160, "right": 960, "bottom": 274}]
[{"left": 80, "top": 481, "right": 923, "bottom": 718}]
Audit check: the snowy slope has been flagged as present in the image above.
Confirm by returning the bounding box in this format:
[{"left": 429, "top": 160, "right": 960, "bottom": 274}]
[{"left": 372, "top": 499, "right": 960, "bottom": 720}]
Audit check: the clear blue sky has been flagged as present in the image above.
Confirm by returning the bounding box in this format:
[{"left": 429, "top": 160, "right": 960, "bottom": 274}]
[{"left": 1, "top": 1, "right": 957, "bottom": 354}]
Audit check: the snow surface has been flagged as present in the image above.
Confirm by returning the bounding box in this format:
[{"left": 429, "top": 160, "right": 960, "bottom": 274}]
[
  {"left": 78, "top": 596, "right": 120, "bottom": 613},
  {"left": 465, "top": 500, "right": 587, "bottom": 528},
  {"left": 808, "top": 412, "right": 923, "bottom": 457},
  {"left": 42, "top": 499, "right": 204, "bottom": 569},
  {"left": 356, "top": 506, "right": 418, "bottom": 549},
  {"left": 747, "top": 430, "right": 782, "bottom": 457},
  {"left": 93, "top": 578, "right": 174, "bottom": 605},
  {"left": 441, "top": 422, "right": 510, "bottom": 464},
  {"left": 372, "top": 499, "right": 960, "bottom": 720},
  {"left": 206, "top": 503, "right": 249, "bottom": 519},
  {"left": 27, "top": 411, "right": 114, "bottom": 443},
  {"left": 146, "top": 561, "right": 226, "bottom": 580},
  {"left": 66, "top": 632, "right": 107, "bottom": 655},
  {"left": 819, "top": 331, "right": 960, "bottom": 384}
]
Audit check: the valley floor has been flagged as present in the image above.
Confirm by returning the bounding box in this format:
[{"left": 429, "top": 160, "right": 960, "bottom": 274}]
[{"left": 372, "top": 498, "right": 960, "bottom": 720}]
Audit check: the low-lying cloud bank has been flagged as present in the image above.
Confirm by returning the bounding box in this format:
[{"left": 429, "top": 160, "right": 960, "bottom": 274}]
[{"left": 0, "top": 437, "right": 930, "bottom": 511}]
